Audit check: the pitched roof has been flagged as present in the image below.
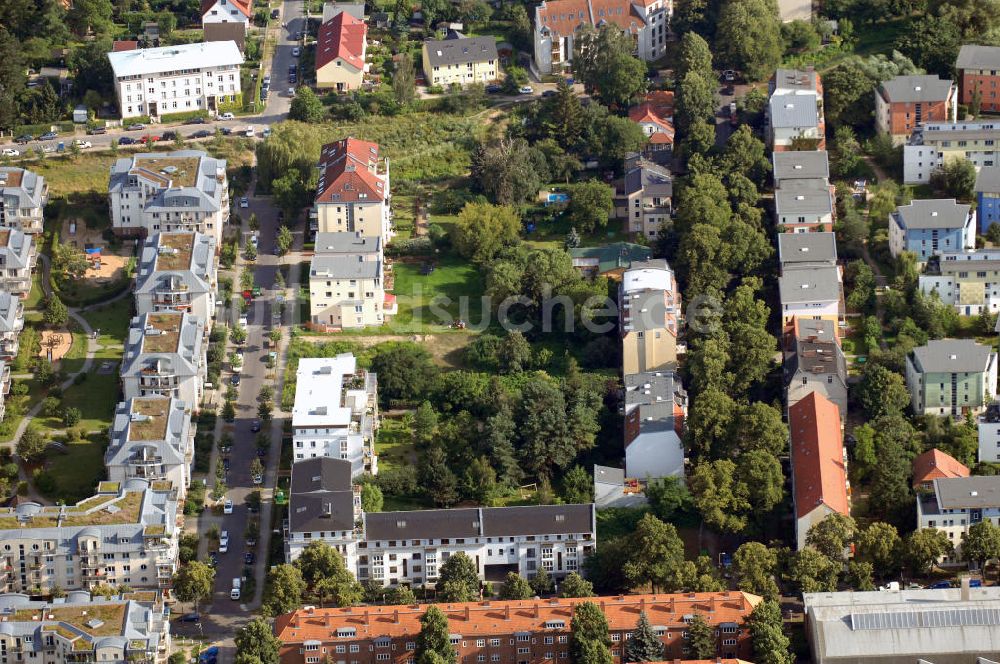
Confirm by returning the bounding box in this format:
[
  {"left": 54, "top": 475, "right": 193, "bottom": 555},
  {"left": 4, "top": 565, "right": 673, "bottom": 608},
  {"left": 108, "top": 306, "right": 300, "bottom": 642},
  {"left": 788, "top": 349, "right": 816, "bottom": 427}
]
[
  {"left": 880, "top": 74, "right": 954, "bottom": 103},
  {"left": 912, "top": 448, "right": 970, "bottom": 487},
  {"left": 288, "top": 457, "right": 356, "bottom": 533},
  {"left": 315, "top": 138, "right": 386, "bottom": 204},
  {"left": 568, "top": 242, "right": 651, "bottom": 274},
  {"left": 364, "top": 504, "right": 594, "bottom": 541},
  {"left": 317, "top": 11, "right": 367, "bottom": 72},
  {"left": 535, "top": 0, "right": 646, "bottom": 38},
  {"left": 201, "top": 0, "right": 251, "bottom": 18},
  {"left": 112, "top": 40, "right": 138, "bottom": 52},
  {"left": 203, "top": 22, "right": 247, "bottom": 51},
  {"left": 777, "top": 232, "right": 838, "bottom": 267},
  {"left": 423, "top": 34, "right": 497, "bottom": 67},
  {"left": 789, "top": 392, "right": 848, "bottom": 520},
  {"left": 629, "top": 103, "right": 675, "bottom": 142},
  {"left": 894, "top": 198, "right": 971, "bottom": 230},
  {"left": 642, "top": 90, "right": 674, "bottom": 117},
  {"left": 910, "top": 338, "right": 994, "bottom": 374},
  {"left": 976, "top": 165, "right": 1000, "bottom": 193},
  {"left": 956, "top": 44, "right": 1000, "bottom": 70}
]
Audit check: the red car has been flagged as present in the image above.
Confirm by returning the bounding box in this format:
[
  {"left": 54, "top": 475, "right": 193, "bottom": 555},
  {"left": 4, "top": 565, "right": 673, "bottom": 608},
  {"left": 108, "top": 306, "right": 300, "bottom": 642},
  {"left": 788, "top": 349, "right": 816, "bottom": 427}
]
[{"left": 141, "top": 134, "right": 162, "bottom": 143}]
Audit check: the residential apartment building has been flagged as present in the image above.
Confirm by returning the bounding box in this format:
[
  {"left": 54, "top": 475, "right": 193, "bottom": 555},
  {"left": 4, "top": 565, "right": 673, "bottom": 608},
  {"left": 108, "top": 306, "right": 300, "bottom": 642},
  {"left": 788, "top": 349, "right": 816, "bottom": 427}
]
[
  {"left": 772, "top": 150, "right": 830, "bottom": 188},
  {"left": 0, "top": 592, "right": 171, "bottom": 664},
  {"left": 532, "top": 0, "right": 671, "bottom": 75},
  {"left": 0, "top": 229, "right": 36, "bottom": 296},
  {"left": 918, "top": 248, "right": 1000, "bottom": 315},
  {"left": 275, "top": 593, "right": 762, "bottom": 664},
  {"left": 777, "top": 264, "right": 844, "bottom": 327},
  {"left": 291, "top": 354, "right": 378, "bottom": 476},
  {"left": 284, "top": 457, "right": 362, "bottom": 562},
  {"left": 803, "top": 585, "right": 1000, "bottom": 664},
  {"left": 917, "top": 476, "right": 1000, "bottom": 564},
  {"left": 627, "top": 104, "right": 674, "bottom": 160},
  {"left": 623, "top": 370, "right": 686, "bottom": 480},
  {"left": 422, "top": 33, "right": 498, "bottom": 88},
  {"left": 313, "top": 138, "right": 392, "bottom": 244},
  {"left": 569, "top": 242, "right": 650, "bottom": 280},
  {"left": 614, "top": 158, "right": 672, "bottom": 239},
  {"left": 593, "top": 465, "right": 647, "bottom": 509},
  {"left": 0, "top": 167, "right": 47, "bottom": 233},
  {"left": 0, "top": 481, "right": 178, "bottom": 593},
  {"left": 0, "top": 292, "right": 24, "bottom": 361},
  {"left": 777, "top": 231, "right": 838, "bottom": 274},
  {"left": 135, "top": 231, "right": 217, "bottom": 324},
  {"left": 784, "top": 318, "right": 847, "bottom": 421},
  {"left": 317, "top": 12, "right": 367, "bottom": 91},
  {"left": 619, "top": 260, "right": 680, "bottom": 376},
  {"left": 768, "top": 69, "right": 825, "bottom": 151},
  {"left": 976, "top": 165, "right": 1000, "bottom": 232},
  {"left": 106, "top": 41, "right": 244, "bottom": 120},
  {"left": 979, "top": 401, "right": 1000, "bottom": 462},
  {"left": 106, "top": 396, "right": 194, "bottom": 495},
  {"left": 956, "top": 44, "right": 1000, "bottom": 112},
  {"left": 911, "top": 447, "right": 969, "bottom": 490},
  {"left": 120, "top": 311, "right": 206, "bottom": 407},
  {"left": 201, "top": 0, "right": 251, "bottom": 28},
  {"left": 903, "top": 121, "right": 1000, "bottom": 185},
  {"left": 790, "top": 392, "right": 849, "bottom": 550},
  {"left": 308, "top": 233, "right": 394, "bottom": 330},
  {"left": 889, "top": 199, "right": 975, "bottom": 261},
  {"left": 0, "top": 360, "right": 10, "bottom": 422},
  {"left": 774, "top": 178, "right": 835, "bottom": 231},
  {"left": 905, "top": 339, "right": 998, "bottom": 417},
  {"left": 875, "top": 75, "right": 958, "bottom": 144},
  {"left": 108, "top": 151, "right": 229, "bottom": 244}
]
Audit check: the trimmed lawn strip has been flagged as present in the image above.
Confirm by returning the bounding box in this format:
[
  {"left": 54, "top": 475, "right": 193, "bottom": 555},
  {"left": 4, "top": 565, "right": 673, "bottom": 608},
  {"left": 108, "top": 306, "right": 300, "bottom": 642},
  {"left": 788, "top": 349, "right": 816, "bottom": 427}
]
[{"left": 40, "top": 432, "right": 108, "bottom": 504}]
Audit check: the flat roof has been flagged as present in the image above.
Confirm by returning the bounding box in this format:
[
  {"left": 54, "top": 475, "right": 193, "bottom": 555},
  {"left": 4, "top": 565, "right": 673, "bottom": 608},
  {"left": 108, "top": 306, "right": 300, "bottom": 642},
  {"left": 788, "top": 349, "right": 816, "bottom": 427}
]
[
  {"left": 154, "top": 233, "right": 195, "bottom": 271},
  {"left": 132, "top": 156, "right": 201, "bottom": 189},
  {"left": 935, "top": 475, "right": 1000, "bottom": 509},
  {"left": 778, "top": 265, "right": 842, "bottom": 303},
  {"left": 140, "top": 313, "right": 182, "bottom": 354},
  {"left": 778, "top": 232, "right": 838, "bottom": 266},
  {"left": 895, "top": 199, "right": 971, "bottom": 230},
  {"left": 773, "top": 150, "right": 830, "bottom": 181},
  {"left": 911, "top": 338, "right": 993, "bottom": 374},
  {"left": 292, "top": 355, "right": 356, "bottom": 427},
  {"left": 107, "top": 40, "right": 243, "bottom": 78},
  {"left": 126, "top": 398, "right": 171, "bottom": 442}
]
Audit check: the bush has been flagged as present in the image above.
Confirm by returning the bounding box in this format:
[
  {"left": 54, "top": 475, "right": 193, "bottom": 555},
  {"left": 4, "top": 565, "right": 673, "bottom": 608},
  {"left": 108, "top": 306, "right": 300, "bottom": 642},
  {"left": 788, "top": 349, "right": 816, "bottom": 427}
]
[
  {"left": 41, "top": 397, "right": 62, "bottom": 417},
  {"left": 61, "top": 407, "right": 81, "bottom": 427},
  {"left": 376, "top": 466, "right": 419, "bottom": 496},
  {"left": 385, "top": 237, "right": 434, "bottom": 257}
]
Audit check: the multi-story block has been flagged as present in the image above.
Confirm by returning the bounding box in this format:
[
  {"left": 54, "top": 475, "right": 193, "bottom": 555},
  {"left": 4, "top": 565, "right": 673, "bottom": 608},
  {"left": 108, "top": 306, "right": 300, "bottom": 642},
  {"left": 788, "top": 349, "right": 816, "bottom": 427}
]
[
  {"left": 614, "top": 158, "right": 672, "bottom": 238},
  {"left": 905, "top": 339, "right": 997, "bottom": 417},
  {"left": 107, "top": 41, "right": 244, "bottom": 120},
  {"left": 917, "top": 476, "right": 1000, "bottom": 564},
  {"left": 956, "top": 44, "right": 1000, "bottom": 112},
  {"left": 308, "top": 233, "right": 394, "bottom": 330},
  {"left": 135, "top": 232, "right": 217, "bottom": 325},
  {"left": 317, "top": 12, "right": 367, "bottom": 91},
  {"left": 979, "top": 401, "right": 1000, "bottom": 462},
  {"left": 0, "top": 293, "right": 24, "bottom": 361},
  {"left": 790, "top": 392, "right": 849, "bottom": 550},
  {"left": 875, "top": 75, "right": 958, "bottom": 145},
  {"left": 976, "top": 165, "right": 1000, "bottom": 232},
  {"left": 121, "top": 312, "right": 206, "bottom": 406},
  {"left": 918, "top": 249, "right": 1000, "bottom": 315},
  {"left": 312, "top": 138, "right": 392, "bottom": 244},
  {"left": 422, "top": 33, "right": 498, "bottom": 88},
  {"left": 623, "top": 370, "right": 686, "bottom": 480},
  {"left": 284, "top": 457, "right": 362, "bottom": 562},
  {"left": 773, "top": 150, "right": 830, "bottom": 188},
  {"left": 784, "top": 318, "right": 847, "bottom": 421},
  {"left": 774, "top": 178, "right": 835, "bottom": 232},
  {"left": 106, "top": 396, "right": 194, "bottom": 495},
  {"left": 768, "top": 68, "right": 825, "bottom": 151},
  {"left": 0, "top": 229, "right": 37, "bottom": 295},
  {"left": 889, "top": 199, "right": 975, "bottom": 261},
  {"left": 275, "top": 592, "right": 762, "bottom": 664},
  {"left": 532, "top": 0, "right": 671, "bottom": 75},
  {"left": 0, "top": 168, "right": 47, "bottom": 233},
  {"left": 778, "top": 264, "right": 844, "bottom": 327},
  {"left": 619, "top": 260, "right": 680, "bottom": 376},
  {"left": 912, "top": 447, "right": 969, "bottom": 490},
  {"left": 0, "top": 359, "right": 11, "bottom": 422},
  {"left": 0, "top": 481, "right": 178, "bottom": 592},
  {"left": 0, "top": 591, "right": 171, "bottom": 664},
  {"left": 777, "top": 231, "right": 838, "bottom": 274},
  {"left": 108, "top": 151, "right": 229, "bottom": 244},
  {"left": 201, "top": 0, "right": 251, "bottom": 30},
  {"left": 903, "top": 121, "right": 1000, "bottom": 185},
  {"left": 292, "top": 354, "right": 378, "bottom": 475}
]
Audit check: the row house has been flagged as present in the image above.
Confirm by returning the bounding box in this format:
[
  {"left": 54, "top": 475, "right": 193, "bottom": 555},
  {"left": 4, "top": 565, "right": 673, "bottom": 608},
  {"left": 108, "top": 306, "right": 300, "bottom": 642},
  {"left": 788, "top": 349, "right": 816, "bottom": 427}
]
[
  {"left": 0, "top": 292, "right": 25, "bottom": 361},
  {"left": 0, "top": 229, "right": 37, "bottom": 296},
  {"left": 903, "top": 121, "right": 1000, "bottom": 186},
  {"left": 274, "top": 593, "right": 761, "bottom": 664},
  {"left": 784, "top": 317, "right": 847, "bottom": 422},
  {"left": 916, "top": 476, "right": 1000, "bottom": 564},
  {"left": 889, "top": 199, "right": 975, "bottom": 261},
  {"left": 201, "top": 0, "right": 251, "bottom": 31},
  {"left": 976, "top": 165, "right": 1000, "bottom": 232},
  {"left": 0, "top": 480, "right": 178, "bottom": 593},
  {"left": 623, "top": 370, "right": 686, "bottom": 481},
  {"left": 768, "top": 69, "right": 825, "bottom": 152},
  {"left": 777, "top": 231, "right": 838, "bottom": 274},
  {"left": 308, "top": 233, "right": 395, "bottom": 330},
  {"left": 956, "top": 44, "right": 1000, "bottom": 113},
  {"left": 292, "top": 353, "right": 378, "bottom": 476},
  {"left": 773, "top": 150, "right": 830, "bottom": 189},
  {"left": 135, "top": 231, "right": 217, "bottom": 325},
  {"left": 317, "top": 11, "right": 368, "bottom": 92},
  {"left": 0, "top": 591, "right": 170, "bottom": 664},
  {"left": 107, "top": 41, "right": 244, "bottom": 120},
  {"left": 312, "top": 138, "right": 392, "bottom": 245},
  {"left": 918, "top": 248, "right": 1000, "bottom": 315},
  {"left": 619, "top": 260, "right": 680, "bottom": 376},
  {"left": 0, "top": 168, "right": 47, "bottom": 234},
  {"left": 777, "top": 264, "right": 844, "bottom": 328},
  {"left": 422, "top": 33, "right": 498, "bottom": 88},
  {"left": 120, "top": 312, "right": 205, "bottom": 407},
  {"left": 108, "top": 151, "right": 229, "bottom": 245},
  {"left": 533, "top": 0, "right": 671, "bottom": 75},
  {"left": 912, "top": 448, "right": 969, "bottom": 491},
  {"left": 614, "top": 157, "right": 673, "bottom": 239},
  {"left": 875, "top": 74, "right": 957, "bottom": 145},
  {"left": 774, "top": 178, "right": 835, "bottom": 232},
  {"left": 106, "top": 396, "right": 195, "bottom": 497},
  {"left": 906, "top": 339, "right": 997, "bottom": 418}
]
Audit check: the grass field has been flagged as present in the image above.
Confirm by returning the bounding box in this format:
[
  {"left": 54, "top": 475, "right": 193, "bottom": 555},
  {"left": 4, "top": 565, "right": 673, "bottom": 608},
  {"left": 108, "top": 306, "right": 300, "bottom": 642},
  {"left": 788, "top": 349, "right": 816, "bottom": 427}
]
[
  {"left": 40, "top": 432, "right": 108, "bottom": 503},
  {"left": 384, "top": 257, "right": 487, "bottom": 332},
  {"left": 81, "top": 297, "right": 134, "bottom": 349},
  {"left": 31, "top": 154, "right": 120, "bottom": 196}
]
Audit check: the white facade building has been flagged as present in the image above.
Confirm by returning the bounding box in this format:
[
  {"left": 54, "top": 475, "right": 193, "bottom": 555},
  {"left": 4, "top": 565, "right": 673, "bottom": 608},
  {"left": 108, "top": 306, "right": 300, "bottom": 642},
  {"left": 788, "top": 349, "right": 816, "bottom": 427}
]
[
  {"left": 917, "top": 476, "right": 1000, "bottom": 565},
  {"left": 135, "top": 231, "right": 218, "bottom": 324},
  {"left": 904, "top": 122, "right": 1000, "bottom": 184},
  {"left": 0, "top": 168, "right": 47, "bottom": 234},
  {"left": 623, "top": 371, "right": 686, "bottom": 480},
  {"left": 106, "top": 397, "right": 194, "bottom": 496},
  {"left": 107, "top": 41, "right": 244, "bottom": 120},
  {"left": 979, "top": 402, "right": 1000, "bottom": 463},
  {"left": 120, "top": 312, "right": 206, "bottom": 407},
  {"left": 201, "top": 0, "right": 251, "bottom": 28}
]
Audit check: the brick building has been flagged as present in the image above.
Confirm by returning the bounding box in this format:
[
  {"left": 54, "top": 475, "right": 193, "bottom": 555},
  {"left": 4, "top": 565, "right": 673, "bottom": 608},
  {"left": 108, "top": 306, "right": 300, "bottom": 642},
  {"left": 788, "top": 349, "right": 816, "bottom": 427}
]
[
  {"left": 274, "top": 593, "right": 762, "bottom": 664},
  {"left": 875, "top": 75, "right": 957, "bottom": 145},
  {"left": 956, "top": 44, "right": 1000, "bottom": 112}
]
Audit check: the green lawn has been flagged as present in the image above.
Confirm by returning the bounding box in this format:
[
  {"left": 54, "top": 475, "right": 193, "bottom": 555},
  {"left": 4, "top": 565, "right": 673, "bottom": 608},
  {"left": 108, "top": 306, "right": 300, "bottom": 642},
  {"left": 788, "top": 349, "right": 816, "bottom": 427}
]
[
  {"left": 80, "top": 297, "right": 134, "bottom": 349},
  {"left": 374, "top": 417, "right": 416, "bottom": 473},
  {"left": 39, "top": 432, "right": 109, "bottom": 503},
  {"left": 31, "top": 154, "right": 120, "bottom": 197},
  {"left": 379, "top": 256, "right": 486, "bottom": 333}
]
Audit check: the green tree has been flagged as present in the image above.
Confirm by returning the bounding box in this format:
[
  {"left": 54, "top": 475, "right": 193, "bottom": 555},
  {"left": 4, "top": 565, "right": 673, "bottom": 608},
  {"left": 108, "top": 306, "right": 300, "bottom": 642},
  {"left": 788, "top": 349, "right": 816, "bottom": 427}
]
[
  {"left": 675, "top": 71, "right": 716, "bottom": 135},
  {"left": 16, "top": 426, "right": 46, "bottom": 463},
  {"left": 262, "top": 564, "right": 306, "bottom": 617},
  {"left": 690, "top": 460, "right": 750, "bottom": 533},
  {"left": 542, "top": 81, "right": 584, "bottom": 149},
  {"left": 720, "top": 125, "right": 771, "bottom": 186},
  {"left": 392, "top": 51, "right": 416, "bottom": 105},
  {"left": 806, "top": 513, "right": 858, "bottom": 562},
  {"left": 294, "top": 541, "right": 362, "bottom": 607},
  {"left": 733, "top": 542, "right": 780, "bottom": 600},
  {"left": 361, "top": 483, "right": 383, "bottom": 512},
  {"left": 562, "top": 465, "right": 593, "bottom": 504},
  {"left": 559, "top": 572, "right": 594, "bottom": 598},
  {"left": 644, "top": 476, "right": 691, "bottom": 521},
  {"left": 471, "top": 138, "right": 544, "bottom": 205},
  {"left": 436, "top": 552, "right": 479, "bottom": 602},
  {"left": 622, "top": 513, "right": 685, "bottom": 592},
  {"left": 276, "top": 226, "right": 293, "bottom": 256},
  {"left": 787, "top": 548, "right": 839, "bottom": 593},
  {"left": 235, "top": 618, "right": 282, "bottom": 664},
  {"left": 530, "top": 568, "right": 555, "bottom": 596},
  {"left": 716, "top": 0, "right": 783, "bottom": 80},
  {"left": 566, "top": 180, "right": 614, "bottom": 233},
  {"left": 856, "top": 364, "right": 909, "bottom": 419},
  {"left": 571, "top": 602, "right": 613, "bottom": 664},
  {"left": 676, "top": 32, "right": 714, "bottom": 85},
  {"left": 420, "top": 445, "right": 459, "bottom": 507},
  {"left": 172, "top": 562, "right": 216, "bottom": 612},
  {"left": 747, "top": 600, "right": 793, "bottom": 664},
  {"left": 904, "top": 528, "right": 952, "bottom": 576},
  {"left": 412, "top": 401, "right": 439, "bottom": 447},
  {"left": 624, "top": 611, "right": 663, "bottom": 662},
  {"left": 451, "top": 202, "right": 521, "bottom": 263},
  {"left": 272, "top": 172, "right": 309, "bottom": 217},
  {"left": 930, "top": 158, "right": 977, "bottom": 201},
  {"left": 497, "top": 330, "right": 533, "bottom": 374},
  {"left": 43, "top": 296, "right": 68, "bottom": 328},
  {"left": 962, "top": 519, "right": 1000, "bottom": 569},
  {"left": 573, "top": 24, "right": 646, "bottom": 107},
  {"left": 497, "top": 572, "right": 533, "bottom": 600},
  {"left": 371, "top": 344, "right": 439, "bottom": 406},
  {"left": 386, "top": 585, "right": 417, "bottom": 605},
  {"left": 737, "top": 449, "right": 784, "bottom": 514},
  {"left": 856, "top": 521, "right": 902, "bottom": 579},
  {"left": 686, "top": 614, "right": 715, "bottom": 659},
  {"left": 416, "top": 606, "right": 456, "bottom": 664},
  {"left": 66, "top": 0, "right": 112, "bottom": 37}
]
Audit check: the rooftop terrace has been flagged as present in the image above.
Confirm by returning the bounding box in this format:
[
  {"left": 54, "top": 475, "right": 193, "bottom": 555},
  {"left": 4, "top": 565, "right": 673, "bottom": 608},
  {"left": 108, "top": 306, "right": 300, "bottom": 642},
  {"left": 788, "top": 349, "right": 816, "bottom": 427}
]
[
  {"left": 140, "top": 314, "right": 182, "bottom": 354},
  {"left": 126, "top": 398, "right": 171, "bottom": 442},
  {"left": 132, "top": 156, "right": 200, "bottom": 189},
  {"left": 0, "top": 490, "right": 144, "bottom": 530},
  {"left": 154, "top": 233, "right": 195, "bottom": 272}
]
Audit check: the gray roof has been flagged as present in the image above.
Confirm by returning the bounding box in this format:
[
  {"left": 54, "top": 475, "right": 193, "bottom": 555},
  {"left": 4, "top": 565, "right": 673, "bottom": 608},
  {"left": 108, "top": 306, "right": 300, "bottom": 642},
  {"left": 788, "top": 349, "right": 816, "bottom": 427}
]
[
  {"left": 106, "top": 396, "right": 191, "bottom": 468},
  {"left": 364, "top": 504, "right": 594, "bottom": 541},
  {"left": 288, "top": 458, "right": 356, "bottom": 533},
  {"left": 291, "top": 456, "right": 353, "bottom": 495},
  {"left": 895, "top": 199, "right": 971, "bottom": 230},
  {"left": 775, "top": 179, "right": 833, "bottom": 215},
  {"left": 108, "top": 151, "right": 226, "bottom": 215},
  {"left": 423, "top": 35, "right": 498, "bottom": 67},
  {"left": 621, "top": 161, "right": 672, "bottom": 197},
  {"left": 481, "top": 504, "right": 593, "bottom": 537},
  {"left": 365, "top": 508, "right": 482, "bottom": 541},
  {"left": 0, "top": 293, "right": 20, "bottom": 334},
  {"left": 956, "top": 44, "right": 1000, "bottom": 70},
  {"left": 623, "top": 370, "right": 686, "bottom": 425},
  {"left": 0, "top": 230, "right": 33, "bottom": 270},
  {"left": 313, "top": 232, "right": 381, "bottom": 255},
  {"left": 935, "top": 476, "right": 1000, "bottom": 509},
  {"left": 976, "top": 165, "right": 1000, "bottom": 194},
  {"left": 880, "top": 75, "right": 954, "bottom": 103},
  {"left": 0, "top": 168, "right": 46, "bottom": 211},
  {"left": 778, "top": 265, "right": 843, "bottom": 303},
  {"left": 622, "top": 289, "right": 668, "bottom": 332},
  {"left": 778, "top": 232, "right": 838, "bottom": 267},
  {"left": 786, "top": 327, "right": 847, "bottom": 384},
  {"left": 121, "top": 312, "right": 203, "bottom": 380},
  {"left": 915, "top": 121, "right": 1000, "bottom": 144},
  {"left": 135, "top": 232, "right": 216, "bottom": 298},
  {"left": 594, "top": 465, "right": 624, "bottom": 486},
  {"left": 772, "top": 150, "right": 830, "bottom": 182},
  {"left": 911, "top": 338, "right": 994, "bottom": 374},
  {"left": 310, "top": 255, "right": 381, "bottom": 279},
  {"left": 769, "top": 93, "right": 818, "bottom": 128}
]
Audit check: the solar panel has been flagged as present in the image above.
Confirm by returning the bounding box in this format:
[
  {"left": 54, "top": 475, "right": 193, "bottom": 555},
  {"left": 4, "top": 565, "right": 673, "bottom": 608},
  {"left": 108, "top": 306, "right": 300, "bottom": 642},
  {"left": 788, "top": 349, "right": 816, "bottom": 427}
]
[{"left": 850, "top": 608, "right": 1000, "bottom": 630}]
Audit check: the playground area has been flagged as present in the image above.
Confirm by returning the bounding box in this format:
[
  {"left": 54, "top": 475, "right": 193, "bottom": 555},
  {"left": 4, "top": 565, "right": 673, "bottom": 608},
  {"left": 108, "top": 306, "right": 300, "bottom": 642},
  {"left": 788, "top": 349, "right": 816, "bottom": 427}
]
[
  {"left": 37, "top": 330, "right": 72, "bottom": 363},
  {"left": 84, "top": 253, "right": 127, "bottom": 281}
]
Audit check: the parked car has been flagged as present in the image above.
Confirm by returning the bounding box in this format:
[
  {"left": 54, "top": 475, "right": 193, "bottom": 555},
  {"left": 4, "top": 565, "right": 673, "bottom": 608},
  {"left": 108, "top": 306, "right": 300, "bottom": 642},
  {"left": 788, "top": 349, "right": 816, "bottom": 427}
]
[
  {"left": 185, "top": 116, "right": 207, "bottom": 124},
  {"left": 250, "top": 420, "right": 261, "bottom": 433},
  {"left": 928, "top": 581, "right": 952, "bottom": 589},
  {"left": 262, "top": 127, "right": 272, "bottom": 138},
  {"left": 161, "top": 131, "right": 176, "bottom": 141},
  {"left": 239, "top": 197, "right": 249, "bottom": 208},
  {"left": 126, "top": 123, "right": 145, "bottom": 130},
  {"left": 288, "top": 74, "right": 297, "bottom": 84},
  {"left": 221, "top": 127, "right": 233, "bottom": 136},
  {"left": 1, "top": 149, "right": 19, "bottom": 157},
  {"left": 140, "top": 135, "right": 160, "bottom": 143},
  {"left": 485, "top": 84, "right": 502, "bottom": 93},
  {"left": 287, "top": 87, "right": 296, "bottom": 96},
  {"left": 244, "top": 552, "right": 255, "bottom": 565},
  {"left": 230, "top": 374, "right": 241, "bottom": 387},
  {"left": 39, "top": 131, "right": 58, "bottom": 140},
  {"left": 191, "top": 130, "right": 212, "bottom": 139},
  {"left": 251, "top": 475, "right": 263, "bottom": 485},
  {"left": 73, "top": 140, "right": 92, "bottom": 148},
  {"left": 518, "top": 85, "right": 533, "bottom": 94},
  {"left": 294, "top": 31, "right": 303, "bottom": 40},
  {"left": 223, "top": 458, "right": 231, "bottom": 472},
  {"left": 722, "top": 69, "right": 736, "bottom": 81},
  {"left": 223, "top": 499, "right": 233, "bottom": 514},
  {"left": 263, "top": 75, "right": 271, "bottom": 85},
  {"left": 219, "top": 531, "right": 229, "bottom": 552},
  {"left": 541, "top": 89, "right": 557, "bottom": 98},
  {"left": 219, "top": 112, "right": 235, "bottom": 120},
  {"left": 14, "top": 134, "right": 33, "bottom": 144},
  {"left": 118, "top": 136, "right": 135, "bottom": 145},
  {"left": 86, "top": 127, "right": 106, "bottom": 135},
  {"left": 179, "top": 613, "right": 200, "bottom": 623},
  {"left": 292, "top": 46, "right": 301, "bottom": 57},
  {"left": 256, "top": 447, "right": 267, "bottom": 457}
]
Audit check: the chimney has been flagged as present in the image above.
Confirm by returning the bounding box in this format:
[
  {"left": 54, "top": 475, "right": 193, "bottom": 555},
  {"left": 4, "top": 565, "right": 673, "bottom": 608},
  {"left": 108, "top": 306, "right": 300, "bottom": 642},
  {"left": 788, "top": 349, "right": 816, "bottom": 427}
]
[
  {"left": 709, "top": 597, "right": 716, "bottom": 613},
  {"left": 504, "top": 605, "right": 511, "bottom": 620},
  {"left": 394, "top": 610, "right": 400, "bottom": 624},
  {"left": 534, "top": 603, "right": 540, "bottom": 619},
  {"left": 465, "top": 606, "right": 471, "bottom": 621},
  {"left": 961, "top": 576, "right": 971, "bottom": 601}
]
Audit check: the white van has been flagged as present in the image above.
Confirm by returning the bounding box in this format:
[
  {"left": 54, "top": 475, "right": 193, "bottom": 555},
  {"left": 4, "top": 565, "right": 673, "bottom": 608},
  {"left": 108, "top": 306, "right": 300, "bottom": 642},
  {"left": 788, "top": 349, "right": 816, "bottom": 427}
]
[
  {"left": 245, "top": 126, "right": 256, "bottom": 138},
  {"left": 219, "top": 530, "right": 229, "bottom": 553},
  {"left": 231, "top": 578, "right": 241, "bottom": 600}
]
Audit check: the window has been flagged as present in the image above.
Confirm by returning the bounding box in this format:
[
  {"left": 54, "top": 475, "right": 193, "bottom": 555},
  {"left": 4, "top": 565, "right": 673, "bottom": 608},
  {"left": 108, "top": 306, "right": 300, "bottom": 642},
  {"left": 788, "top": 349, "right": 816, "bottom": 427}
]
[
  {"left": 350, "top": 646, "right": 360, "bottom": 653},
  {"left": 406, "top": 644, "right": 415, "bottom": 651},
  {"left": 376, "top": 655, "right": 390, "bottom": 662},
  {"left": 489, "top": 639, "right": 501, "bottom": 647},
  {"left": 477, "top": 640, "right": 486, "bottom": 648},
  {"left": 517, "top": 648, "right": 530, "bottom": 655}
]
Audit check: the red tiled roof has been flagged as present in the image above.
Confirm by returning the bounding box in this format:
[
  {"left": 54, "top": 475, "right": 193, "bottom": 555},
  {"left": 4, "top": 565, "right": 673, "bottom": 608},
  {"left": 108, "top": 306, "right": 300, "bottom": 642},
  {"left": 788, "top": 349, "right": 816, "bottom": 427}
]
[
  {"left": 317, "top": 12, "right": 367, "bottom": 72},
  {"left": 643, "top": 90, "right": 674, "bottom": 117},
  {"left": 912, "top": 448, "right": 970, "bottom": 487},
  {"left": 629, "top": 104, "right": 675, "bottom": 143},
  {"left": 536, "top": 0, "right": 646, "bottom": 39},
  {"left": 275, "top": 593, "right": 762, "bottom": 644},
  {"left": 789, "top": 392, "right": 848, "bottom": 520},
  {"left": 112, "top": 40, "right": 139, "bottom": 52},
  {"left": 315, "top": 137, "right": 386, "bottom": 204},
  {"left": 201, "top": 0, "right": 252, "bottom": 19}
]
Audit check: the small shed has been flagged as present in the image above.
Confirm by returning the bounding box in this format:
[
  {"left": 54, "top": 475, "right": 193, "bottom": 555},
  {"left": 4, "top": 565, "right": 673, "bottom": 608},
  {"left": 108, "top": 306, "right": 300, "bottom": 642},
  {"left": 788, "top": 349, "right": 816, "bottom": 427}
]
[{"left": 72, "top": 105, "right": 88, "bottom": 123}]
